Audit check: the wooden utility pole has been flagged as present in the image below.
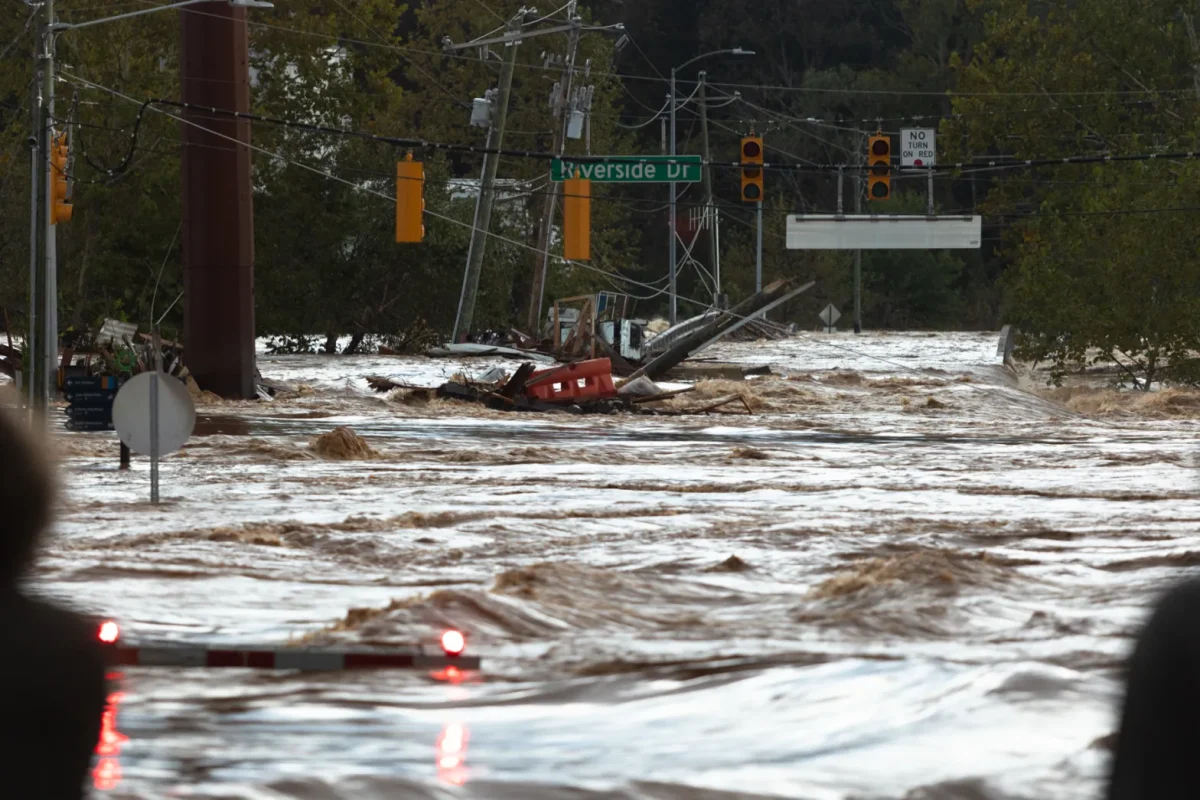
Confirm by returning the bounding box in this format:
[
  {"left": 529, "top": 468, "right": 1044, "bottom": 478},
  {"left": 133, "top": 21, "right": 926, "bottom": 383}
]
[
  {"left": 527, "top": 3, "right": 581, "bottom": 334},
  {"left": 180, "top": 2, "right": 256, "bottom": 399},
  {"left": 453, "top": 22, "right": 520, "bottom": 341}
]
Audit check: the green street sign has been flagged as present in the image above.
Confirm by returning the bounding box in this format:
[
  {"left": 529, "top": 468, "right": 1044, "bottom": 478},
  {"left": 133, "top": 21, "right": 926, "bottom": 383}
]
[{"left": 551, "top": 155, "right": 703, "bottom": 183}]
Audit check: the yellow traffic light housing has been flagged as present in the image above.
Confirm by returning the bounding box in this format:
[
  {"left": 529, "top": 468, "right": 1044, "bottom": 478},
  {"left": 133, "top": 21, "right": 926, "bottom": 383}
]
[
  {"left": 395, "top": 153, "right": 424, "bottom": 243},
  {"left": 740, "top": 136, "right": 764, "bottom": 203},
  {"left": 50, "top": 133, "right": 73, "bottom": 225},
  {"left": 563, "top": 172, "right": 591, "bottom": 261},
  {"left": 867, "top": 134, "right": 891, "bottom": 201}
]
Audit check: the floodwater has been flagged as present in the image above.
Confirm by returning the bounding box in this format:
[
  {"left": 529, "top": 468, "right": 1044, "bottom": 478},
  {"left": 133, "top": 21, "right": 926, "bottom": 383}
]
[{"left": 18, "top": 332, "right": 1200, "bottom": 799}]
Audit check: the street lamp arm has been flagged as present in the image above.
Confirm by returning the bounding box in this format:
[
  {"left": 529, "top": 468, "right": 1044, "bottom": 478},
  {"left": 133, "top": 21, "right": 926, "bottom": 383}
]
[
  {"left": 673, "top": 47, "right": 755, "bottom": 74},
  {"left": 52, "top": 0, "right": 272, "bottom": 32}
]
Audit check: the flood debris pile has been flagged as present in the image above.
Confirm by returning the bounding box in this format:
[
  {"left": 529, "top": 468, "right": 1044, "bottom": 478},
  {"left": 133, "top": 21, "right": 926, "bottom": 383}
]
[
  {"left": 415, "top": 357, "right": 755, "bottom": 416},
  {"left": 361, "top": 279, "right": 818, "bottom": 416},
  {"left": 424, "top": 279, "right": 810, "bottom": 378}
]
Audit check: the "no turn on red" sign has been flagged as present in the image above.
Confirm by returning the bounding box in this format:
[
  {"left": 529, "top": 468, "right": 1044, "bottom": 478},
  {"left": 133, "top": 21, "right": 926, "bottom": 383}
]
[{"left": 900, "top": 128, "right": 936, "bottom": 168}]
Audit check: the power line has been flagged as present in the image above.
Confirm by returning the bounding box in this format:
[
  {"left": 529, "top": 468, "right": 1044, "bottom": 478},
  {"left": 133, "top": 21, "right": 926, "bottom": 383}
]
[
  {"left": 63, "top": 77, "right": 1200, "bottom": 211},
  {"left": 74, "top": 1, "right": 1198, "bottom": 110},
  {"left": 701, "top": 79, "right": 1194, "bottom": 99},
  {"left": 467, "top": 0, "right": 507, "bottom": 25},
  {"left": 64, "top": 100, "right": 1200, "bottom": 227},
  {"left": 0, "top": 6, "right": 34, "bottom": 61},
  {"left": 55, "top": 71, "right": 1134, "bottom": 427},
  {"left": 614, "top": 95, "right": 671, "bottom": 130},
  {"left": 718, "top": 94, "right": 1187, "bottom": 129}
]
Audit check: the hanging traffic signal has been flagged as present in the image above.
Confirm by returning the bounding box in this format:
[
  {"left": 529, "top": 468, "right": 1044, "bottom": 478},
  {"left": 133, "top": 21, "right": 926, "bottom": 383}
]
[
  {"left": 395, "top": 152, "right": 424, "bottom": 243},
  {"left": 50, "top": 133, "right": 73, "bottom": 225},
  {"left": 563, "top": 171, "right": 591, "bottom": 261},
  {"left": 740, "top": 136, "right": 764, "bottom": 203},
  {"left": 867, "top": 134, "right": 891, "bottom": 201}
]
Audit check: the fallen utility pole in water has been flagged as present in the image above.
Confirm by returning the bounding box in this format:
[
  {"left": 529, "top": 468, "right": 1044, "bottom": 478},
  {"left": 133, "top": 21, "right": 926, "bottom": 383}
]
[{"left": 631, "top": 279, "right": 815, "bottom": 381}]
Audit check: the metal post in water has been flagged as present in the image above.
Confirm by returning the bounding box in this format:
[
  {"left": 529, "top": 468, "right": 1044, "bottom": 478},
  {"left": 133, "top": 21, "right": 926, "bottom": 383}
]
[
  {"left": 150, "top": 371, "right": 159, "bottom": 503},
  {"left": 853, "top": 166, "right": 862, "bottom": 334},
  {"left": 150, "top": 327, "right": 162, "bottom": 504},
  {"left": 755, "top": 201, "right": 763, "bottom": 294},
  {"left": 27, "top": 139, "right": 38, "bottom": 415}
]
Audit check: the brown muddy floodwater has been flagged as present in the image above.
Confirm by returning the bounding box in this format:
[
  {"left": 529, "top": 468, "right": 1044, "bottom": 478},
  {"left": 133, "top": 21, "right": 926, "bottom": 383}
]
[{"left": 17, "top": 332, "right": 1200, "bottom": 799}]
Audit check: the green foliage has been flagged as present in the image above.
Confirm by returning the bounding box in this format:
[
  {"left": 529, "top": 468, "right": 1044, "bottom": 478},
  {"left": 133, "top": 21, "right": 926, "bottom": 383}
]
[
  {"left": 949, "top": 0, "right": 1200, "bottom": 386},
  {"left": 1, "top": 0, "right": 1118, "bottom": 347}
]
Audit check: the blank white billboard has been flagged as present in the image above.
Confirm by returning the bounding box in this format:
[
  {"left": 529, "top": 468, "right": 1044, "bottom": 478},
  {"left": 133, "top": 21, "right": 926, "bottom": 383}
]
[{"left": 786, "top": 214, "right": 982, "bottom": 250}]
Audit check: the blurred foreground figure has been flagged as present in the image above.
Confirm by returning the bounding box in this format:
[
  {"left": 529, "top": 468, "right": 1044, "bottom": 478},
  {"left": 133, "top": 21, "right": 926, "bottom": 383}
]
[
  {"left": 0, "top": 411, "right": 107, "bottom": 797},
  {"left": 1107, "top": 577, "right": 1200, "bottom": 800}
]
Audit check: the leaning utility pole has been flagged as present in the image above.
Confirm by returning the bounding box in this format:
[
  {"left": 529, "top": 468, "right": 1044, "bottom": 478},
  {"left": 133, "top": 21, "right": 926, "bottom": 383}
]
[
  {"left": 451, "top": 14, "right": 522, "bottom": 341},
  {"left": 447, "top": 7, "right": 610, "bottom": 340},
  {"left": 526, "top": 2, "right": 582, "bottom": 334},
  {"left": 698, "top": 71, "right": 720, "bottom": 308}
]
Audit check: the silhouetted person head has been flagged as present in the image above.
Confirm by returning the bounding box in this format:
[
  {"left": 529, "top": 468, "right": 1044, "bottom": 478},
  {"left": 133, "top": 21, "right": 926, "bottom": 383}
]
[
  {"left": 0, "top": 408, "right": 55, "bottom": 584},
  {"left": 0, "top": 408, "right": 107, "bottom": 798},
  {"left": 1107, "top": 577, "right": 1200, "bottom": 800}
]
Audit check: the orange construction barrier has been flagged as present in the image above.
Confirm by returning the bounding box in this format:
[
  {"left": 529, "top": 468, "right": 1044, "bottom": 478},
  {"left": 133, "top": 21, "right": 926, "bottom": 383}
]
[{"left": 525, "top": 358, "right": 617, "bottom": 404}]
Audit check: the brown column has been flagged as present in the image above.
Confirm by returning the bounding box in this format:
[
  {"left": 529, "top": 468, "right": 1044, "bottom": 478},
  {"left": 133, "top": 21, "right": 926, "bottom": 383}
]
[{"left": 180, "top": 2, "right": 256, "bottom": 399}]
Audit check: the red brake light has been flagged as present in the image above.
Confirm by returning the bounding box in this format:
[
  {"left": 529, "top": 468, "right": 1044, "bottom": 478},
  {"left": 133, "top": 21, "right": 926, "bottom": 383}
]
[
  {"left": 440, "top": 629, "right": 465, "bottom": 656},
  {"left": 98, "top": 621, "right": 120, "bottom": 644}
]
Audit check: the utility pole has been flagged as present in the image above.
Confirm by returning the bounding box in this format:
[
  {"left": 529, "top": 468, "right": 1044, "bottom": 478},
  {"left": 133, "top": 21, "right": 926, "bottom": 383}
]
[
  {"left": 698, "top": 71, "right": 720, "bottom": 308},
  {"left": 668, "top": 68, "right": 678, "bottom": 326},
  {"left": 28, "top": 29, "right": 43, "bottom": 415},
  {"left": 40, "top": 0, "right": 57, "bottom": 412},
  {"left": 527, "top": 2, "right": 582, "bottom": 333},
  {"left": 666, "top": 49, "right": 752, "bottom": 324},
  {"left": 853, "top": 148, "right": 863, "bottom": 334},
  {"left": 454, "top": 110, "right": 496, "bottom": 340},
  {"left": 180, "top": 0, "right": 258, "bottom": 399},
  {"left": 451, "top": 14, "right": 522, "bottom": 341},
  {"left": 752, "top": 122, "right": 762, "bottom": 296}
]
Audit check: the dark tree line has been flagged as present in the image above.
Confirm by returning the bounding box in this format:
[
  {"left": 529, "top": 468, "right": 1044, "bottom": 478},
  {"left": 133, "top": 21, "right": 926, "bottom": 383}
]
[{"left": 3, "top": 0, "right": 1197, "bottom": 384}]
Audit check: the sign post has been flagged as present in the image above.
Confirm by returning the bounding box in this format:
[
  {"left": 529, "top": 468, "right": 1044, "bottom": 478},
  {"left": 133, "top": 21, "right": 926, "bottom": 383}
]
[
  {"left": 819, "top": 304, "right": 841, "bottom": 333},
  {"left": 112, "top": 370, "right": 196, "bottom": 504},
  {"left": 63, "top": 375, "right": 119, "bottom": 432}
]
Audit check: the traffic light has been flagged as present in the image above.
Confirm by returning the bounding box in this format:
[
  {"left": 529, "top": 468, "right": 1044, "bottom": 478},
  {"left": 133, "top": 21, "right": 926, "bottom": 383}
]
[
  {"left": 395, "top": 152, "right": 424, "bottom": 243},
  {"left": 50, "top": 133, "right": 73, "bottom": 225},
  {"left": 867, "top": 134, "right": 891, "bottom": 201},
  {"left": 563, "top": 171, "right": 591, "bottom": 261},
  {"left": 740, "top": 135, "right": 764, "bottom": 203}
]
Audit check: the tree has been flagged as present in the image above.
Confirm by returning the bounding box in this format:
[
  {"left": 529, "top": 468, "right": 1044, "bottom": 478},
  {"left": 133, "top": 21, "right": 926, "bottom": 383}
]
[{"left": 947, "top": 0, "right": 1200, "bottom": 386}]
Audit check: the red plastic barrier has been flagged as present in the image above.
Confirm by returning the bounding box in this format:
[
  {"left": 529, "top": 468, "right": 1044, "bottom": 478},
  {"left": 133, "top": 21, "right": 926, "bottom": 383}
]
[{"left": 525, "top": 358, "right": 617, "bottom": 404}]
